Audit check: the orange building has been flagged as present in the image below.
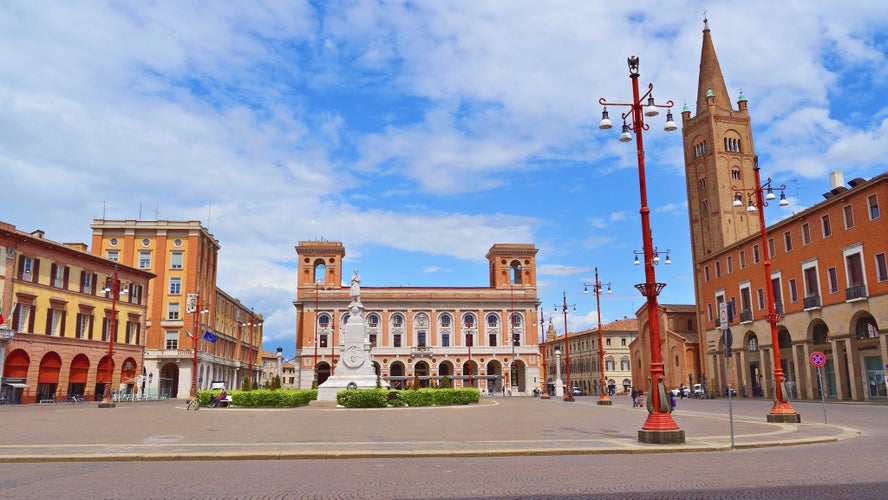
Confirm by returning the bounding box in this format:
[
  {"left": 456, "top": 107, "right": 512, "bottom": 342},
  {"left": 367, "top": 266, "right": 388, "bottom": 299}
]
[
  {"left": 1, "top": 222, "right": 152, "bottom": 404},
  {"left": 90, "top": 220, "right": 263, "bottom": 398},
  {"left": 293, "top": 241, "right": 542, "bottom": 393},
  {"left": 682, "top": 22, "right": 888, "bottom": 400}
]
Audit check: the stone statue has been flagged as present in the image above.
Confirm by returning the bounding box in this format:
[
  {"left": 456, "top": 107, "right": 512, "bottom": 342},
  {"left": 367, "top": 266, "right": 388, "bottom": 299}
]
[{"left": 350, "top": 269, "right": 361, "bottom": 301}]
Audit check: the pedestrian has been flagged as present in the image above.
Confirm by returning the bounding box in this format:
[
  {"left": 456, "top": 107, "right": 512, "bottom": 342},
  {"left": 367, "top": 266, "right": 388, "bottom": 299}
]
[
  {"left": 679, "top": 384, "right": 686, "bottom": 399},
  {"left": 637, "top": 389, "right": 644, "bottom": 408},
  {"left": 631, "top": 388, "right": 638, "bottom": 407},
  {"left": 670, "top": 392, "right": 677, "bottom": 409}
]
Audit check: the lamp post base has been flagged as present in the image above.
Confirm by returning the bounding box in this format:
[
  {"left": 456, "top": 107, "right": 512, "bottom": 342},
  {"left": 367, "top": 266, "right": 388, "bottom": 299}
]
[
  {"left": 540, "top": 392, "right": 550, "bottom": 399},
  {"left": 563, "top": 395, "right": 575, "bottom": 402},
  {"left": 638, "top": 429, "right": 686, "bottom": 444},
  {"left": 98, "top": 402, "right": 116, "bottom": 409},
  {"left": 596, "top": 396, "right": 613, "bottom": 406},
  {"left": 767, "top": 412, "right": 801, "bottom": 423}
]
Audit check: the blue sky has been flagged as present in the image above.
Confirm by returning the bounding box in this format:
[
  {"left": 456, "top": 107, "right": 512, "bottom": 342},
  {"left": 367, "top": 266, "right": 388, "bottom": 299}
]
[{"left": 3, "top": 1, "right": 888, "bottom": 357}]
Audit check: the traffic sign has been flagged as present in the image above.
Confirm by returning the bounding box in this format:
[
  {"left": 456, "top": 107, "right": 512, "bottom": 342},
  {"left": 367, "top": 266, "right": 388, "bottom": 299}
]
[
  {"left": 810, "top": 351, "right": 826, "bottom": 367},
  {"left": 718, "top": 302, "right": 728, "bottom": 331}
]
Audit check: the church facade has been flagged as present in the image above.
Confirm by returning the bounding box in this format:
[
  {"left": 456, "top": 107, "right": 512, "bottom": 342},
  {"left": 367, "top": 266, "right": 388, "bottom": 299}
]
[{"left": 292, "top": 241, "right": 542, "bottom": 394}]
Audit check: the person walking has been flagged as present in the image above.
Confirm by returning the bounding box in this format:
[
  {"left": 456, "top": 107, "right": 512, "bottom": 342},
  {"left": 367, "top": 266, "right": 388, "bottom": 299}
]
[{"left": 631, "top": 388, "right": 638, "bottom": 407}]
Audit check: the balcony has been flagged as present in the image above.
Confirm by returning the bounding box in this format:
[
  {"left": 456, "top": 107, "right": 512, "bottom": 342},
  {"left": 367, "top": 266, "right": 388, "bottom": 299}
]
[
  {"left": 774, "top": 302, "right": 784, "bottom": 315},
  {"left": 739, "top": 309, "right": 753, "bottom": 323},
  {"left": 803, "top": 295, "right": 822, "bottom": 310},
  {"left": 845, "top": 284, "right": 868, "bottom": 301},
  {"left": 410, "top": 346, "right": 433, "bottom": 358}
]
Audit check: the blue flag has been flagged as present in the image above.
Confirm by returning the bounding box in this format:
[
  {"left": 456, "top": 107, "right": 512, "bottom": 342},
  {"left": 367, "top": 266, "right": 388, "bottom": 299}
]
[{"left": 202, "top": 331, "right": 217, "bottom": 343}]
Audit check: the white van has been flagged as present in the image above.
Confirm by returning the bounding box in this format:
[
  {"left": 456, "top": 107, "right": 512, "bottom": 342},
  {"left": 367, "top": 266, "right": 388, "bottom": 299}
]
[{"left": 210, "top": 381, "right": 226, "bottom": 391}]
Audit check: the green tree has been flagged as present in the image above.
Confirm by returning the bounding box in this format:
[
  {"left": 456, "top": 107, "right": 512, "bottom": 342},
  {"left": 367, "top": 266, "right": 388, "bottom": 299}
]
[
  {"left": 242, "top": 376, "right": 252, "bottom": 391},
  {"left": 272, "top": 375, "right": 282, "bottom": 390}
]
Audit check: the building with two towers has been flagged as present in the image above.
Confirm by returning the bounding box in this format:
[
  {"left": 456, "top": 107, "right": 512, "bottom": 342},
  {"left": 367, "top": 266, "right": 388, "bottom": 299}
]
[
  {"left": 293, "top": 241, "right": 542, "bottom": 393},
  {"left": 682, "top": 22, "right": 887, "bottom": 401}
]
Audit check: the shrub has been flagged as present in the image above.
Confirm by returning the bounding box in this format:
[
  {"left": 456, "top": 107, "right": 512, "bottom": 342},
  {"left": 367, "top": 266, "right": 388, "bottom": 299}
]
[
  {"left": 339, "top": 389, "right": 388, "bottom": 408},
  {"left": 196, "top": 389, "right": 316, "bottom": 407},
  {"left": 441, "top": 375, "right": 452, "bottom": 389}
]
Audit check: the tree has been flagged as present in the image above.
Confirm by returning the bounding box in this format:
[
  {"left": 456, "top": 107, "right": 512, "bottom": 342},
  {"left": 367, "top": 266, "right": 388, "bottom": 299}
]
[{"left": 242, "top": 376, "right": 252, "bottom": 391}]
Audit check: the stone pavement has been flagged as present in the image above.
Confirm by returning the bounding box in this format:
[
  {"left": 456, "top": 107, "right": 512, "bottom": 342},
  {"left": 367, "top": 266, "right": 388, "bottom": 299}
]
[{"left": 0, "top": 395, "right": 857, "bottom": 463}]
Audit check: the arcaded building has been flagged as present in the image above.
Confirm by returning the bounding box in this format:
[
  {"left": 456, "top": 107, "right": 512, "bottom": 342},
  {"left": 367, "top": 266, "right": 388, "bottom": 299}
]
[
  {"left": 682, "top": 23, "right": 887, "bottom": 400},
  {"left": 293, "top": 241, "right": 542, "bottom": 393},
  {"left": 1, "top": 222, "right": 152, "bottom": 404}
]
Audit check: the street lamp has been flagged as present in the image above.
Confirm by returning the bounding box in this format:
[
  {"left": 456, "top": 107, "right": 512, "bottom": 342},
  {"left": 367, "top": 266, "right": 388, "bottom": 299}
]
[
  {"left": 186, "top": 292, "right": 208, "bottom": 397},
  {"left": 538, "top": 307, "right": 550, "bottom": 399},
  {"left": 583, "top": 267, "right": 613, "bottom": 405},
  {"left": 244, "top": 309, "right": 262, "bottom": 388},
  {"left": 732, "top": 155, "right": 800, "bottom": 423},
  {"left": 99, "top": 267, "right": 126, "bottom": 408},
  {"left": 554, "top": 292, "right": 576, "bottom": 401},
  {"left": 599, "top": 55, "right": 685, "bottom": 443},
  {"left": 463, "top": 316, "right": 476, "bottom": 388}
]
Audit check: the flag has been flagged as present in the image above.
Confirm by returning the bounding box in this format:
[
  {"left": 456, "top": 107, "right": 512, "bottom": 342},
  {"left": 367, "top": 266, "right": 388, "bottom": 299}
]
[
  {"left": 202, "top": 331, "right": 217, "bottom": 343},
  {"left": 185, "top": 329, "right": 193, "bottom": 338},
  {"left": 0, "top": 301, "right": 4, "bottom": 327}
]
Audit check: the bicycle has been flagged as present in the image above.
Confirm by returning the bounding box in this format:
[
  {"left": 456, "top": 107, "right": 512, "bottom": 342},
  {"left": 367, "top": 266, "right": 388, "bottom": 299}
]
[{"left": 186, "top": 396, "right": 200, "bottom": 410}]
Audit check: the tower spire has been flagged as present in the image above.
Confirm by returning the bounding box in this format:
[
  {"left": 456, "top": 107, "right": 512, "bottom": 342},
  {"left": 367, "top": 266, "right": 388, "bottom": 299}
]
[{"left": 695, "top": 18, "right": 732, "bottom": 114}]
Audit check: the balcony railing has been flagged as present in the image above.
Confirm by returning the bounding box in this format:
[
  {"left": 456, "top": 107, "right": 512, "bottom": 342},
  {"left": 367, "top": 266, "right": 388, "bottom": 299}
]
[
  {"left": 739, "top": 310, "right": 753, "bottom": 323},
  {"left": 410, "top": 346, "right": 432, "bottom": 358},
  {"left": 803, "top": 295, "right": 822, "bottom": 309},
  {"left": 774, "top": 302, "right": 784, "bottom": 315},
  {"left": 845, "top": 284, "right": 868, "bottom": 301}
]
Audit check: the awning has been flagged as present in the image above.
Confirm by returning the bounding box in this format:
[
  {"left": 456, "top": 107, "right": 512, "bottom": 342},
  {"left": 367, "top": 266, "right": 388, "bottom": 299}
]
[{"left": 3, "top": 383, "right": 29, "bottom": 388}]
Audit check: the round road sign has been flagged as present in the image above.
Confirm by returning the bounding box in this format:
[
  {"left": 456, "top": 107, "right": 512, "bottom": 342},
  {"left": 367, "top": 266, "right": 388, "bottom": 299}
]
[{"left": 810, "top": 351, "right": 826, "bottom": 367}]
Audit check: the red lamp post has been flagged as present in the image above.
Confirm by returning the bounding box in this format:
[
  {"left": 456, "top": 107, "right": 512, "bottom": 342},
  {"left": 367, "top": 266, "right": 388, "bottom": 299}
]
[
  {"left": 247, "top": 309, "right": 262, "bottom": 387},
  {"left": 555, "top": 292, "right": 576, "bottom": 401},
  {"left": 464, "top": 316, "right": 475, "bottom": 388},
  {"left": 100, "top": 267, "right": 121, "bottom": 408},
  {"left": 732, "top": 155, "right": 800, "bottom": 422},
  {"left": 539, "top": 307, "right": 549, "bottom": 399},
  {"left": 599, "top": 55, "right": 685, "bottom": 443},
  {"left": 584, "top": 267, "right": 613, "bottom": 405}
]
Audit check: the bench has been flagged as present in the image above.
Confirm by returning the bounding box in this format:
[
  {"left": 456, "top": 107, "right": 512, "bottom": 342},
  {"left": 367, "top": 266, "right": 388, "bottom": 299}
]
[{"left": 216, "top": 395, "right": 233, "bottom": 408}]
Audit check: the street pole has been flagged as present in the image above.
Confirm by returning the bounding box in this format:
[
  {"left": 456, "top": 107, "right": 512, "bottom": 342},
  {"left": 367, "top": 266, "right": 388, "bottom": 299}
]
[
  {"left": 599, "top": 56, "right": 684, "bottom": 443},
  {"left": 99, "top": 267, "right": 120, "bottom": 408},
  {"left": 584, "top": 267, "right": 612, "bottom": 405},
  {"left": 556, "top": 292, "right": 575, "bottom": 401}
]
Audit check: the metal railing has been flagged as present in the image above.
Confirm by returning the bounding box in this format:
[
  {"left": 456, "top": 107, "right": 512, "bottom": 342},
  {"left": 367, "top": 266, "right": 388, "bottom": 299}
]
[
  {"left": 803, "top": 295, "right": 821, "bottom": 309},
  {"left": 845, "top": 284, "right": 867, "bottom": 301}
]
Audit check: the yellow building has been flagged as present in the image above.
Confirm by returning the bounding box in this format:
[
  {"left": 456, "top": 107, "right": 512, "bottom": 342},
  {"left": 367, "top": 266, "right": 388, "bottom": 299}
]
[
  {"left": 90, "top": 219, "right": 263, "bottom": 398},
  {"left": 1, "top": 222, "right": 152, "bottom": 404},
  {"left": 293, "top": 241, "right": 542, "bottom": 393}
]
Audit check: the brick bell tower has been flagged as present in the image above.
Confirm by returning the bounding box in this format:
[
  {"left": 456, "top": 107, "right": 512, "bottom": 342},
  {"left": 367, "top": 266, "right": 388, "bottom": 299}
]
[{"left": 682, "top": 18, "right": 761, "bottom": 382}]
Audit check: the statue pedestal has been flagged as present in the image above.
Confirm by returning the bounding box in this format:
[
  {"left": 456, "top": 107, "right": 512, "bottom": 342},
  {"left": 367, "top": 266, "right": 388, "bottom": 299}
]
[{"left": 316, "top": 303, "right": 382, "bottom": 402}]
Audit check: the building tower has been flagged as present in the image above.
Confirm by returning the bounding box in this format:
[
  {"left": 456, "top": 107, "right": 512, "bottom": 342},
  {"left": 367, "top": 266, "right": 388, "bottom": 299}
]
[{"left": 681, "top": 19, "right": 761, "bottom": 383}]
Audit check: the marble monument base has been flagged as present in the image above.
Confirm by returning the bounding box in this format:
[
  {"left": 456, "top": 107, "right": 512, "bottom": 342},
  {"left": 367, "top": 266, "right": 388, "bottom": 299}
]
[{"left": 316, "top": 374, "right": 382, "bottom": 401}]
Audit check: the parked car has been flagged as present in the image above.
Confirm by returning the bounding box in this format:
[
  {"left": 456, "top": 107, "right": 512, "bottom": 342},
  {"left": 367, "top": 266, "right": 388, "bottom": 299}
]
[
  {"left": 670, "top": 386, "right": 691, "bottom": 397},
  {"left": 693, "top": 383, "right": 705, "bottom": 397},
  {"left": 571, "top": 387, "right": 583, "bottom": 396},
  {"left": 725, "top": 386, "right": 738, "bottom": 397}
]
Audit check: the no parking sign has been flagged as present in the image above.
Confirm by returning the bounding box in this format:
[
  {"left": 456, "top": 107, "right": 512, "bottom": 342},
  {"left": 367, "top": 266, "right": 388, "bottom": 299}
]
[{"left": 810, "top": 351, "right": 826, "bottom": 367}]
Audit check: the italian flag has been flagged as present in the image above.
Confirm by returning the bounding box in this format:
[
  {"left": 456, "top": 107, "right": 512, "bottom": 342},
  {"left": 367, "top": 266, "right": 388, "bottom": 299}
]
[
  {"left": 185, "top": 329, "right": 193, "bottom": 338},
  {"left": 0, "top": 302, "right": 4, "bottom": 327}
]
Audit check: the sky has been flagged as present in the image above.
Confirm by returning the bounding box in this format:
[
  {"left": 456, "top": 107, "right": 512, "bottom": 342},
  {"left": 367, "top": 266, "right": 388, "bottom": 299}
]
[{"left": 3, "top": 1, "right": 888, "bottom": 358}]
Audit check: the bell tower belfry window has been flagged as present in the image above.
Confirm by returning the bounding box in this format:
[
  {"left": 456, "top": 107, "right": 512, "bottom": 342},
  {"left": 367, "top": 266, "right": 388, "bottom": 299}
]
[
  {"left": 485, "top": 244, "right": 539, "bottom": 289},
  {"left": 295, "top": 240, "right": 345, "bottom": 288}
]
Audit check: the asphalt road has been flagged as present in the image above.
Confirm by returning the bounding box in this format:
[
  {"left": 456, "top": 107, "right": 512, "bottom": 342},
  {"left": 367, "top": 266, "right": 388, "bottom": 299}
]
[{"left": 0, "top": 396, "right": 885, "bottom": 499}]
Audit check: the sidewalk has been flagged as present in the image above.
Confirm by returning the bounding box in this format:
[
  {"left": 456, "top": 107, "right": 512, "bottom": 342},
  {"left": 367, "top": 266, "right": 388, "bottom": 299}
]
[{"left": 0, "top": 396, "right": 857, "bottom": 463}]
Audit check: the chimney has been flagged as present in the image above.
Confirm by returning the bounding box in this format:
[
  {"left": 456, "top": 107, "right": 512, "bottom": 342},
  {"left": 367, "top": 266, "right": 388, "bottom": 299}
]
[{"left": 830, "top": 171, "right": 844, "bottom": 190}]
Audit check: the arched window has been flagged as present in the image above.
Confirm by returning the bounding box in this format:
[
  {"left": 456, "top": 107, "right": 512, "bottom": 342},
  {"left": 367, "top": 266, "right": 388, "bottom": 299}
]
[
  {"left": 511, "top": 313, "right": 522, "bottom": 327},
  {"left": 391, "top": 314, "right": 404, "bottom": 328},
  {"left": 463, "top": 314, "right": 475, "bottom": 328},
  {"left": 312, "top": 260, "right": 326, "bottom": 284},
  {"left": 317, "top": 313, "right": 330, "bottom": 327},
  {"left": 812, "top": 323, "right": 829, "bottom": 344},
  {"left": 699, "top": 177, "right": 706, "bottom": 190},
  {"left": 367, "top": 314, "right": 380, "bottom": 328},
  {"left": 856, "top": 316, "right": 878, "bottom": 340},
  {"left": 605, "top": 357, "right": 615, "bottom": 371},
  {"left": 439, "top": 313, "right": 452, "bottom": 327},
  {"left": 620, "top": 357, "right": 630, "bottom": 370},
  {"left": 510, "top": 260, "right": 523, "bottom": 284},
  {"left": 731, "top": 168, "right": 741, "bottom": 180},
  {"left": 747, "top": 335, "right": 759, "bottom": 351},
  {"left": 487, "top": 314, "right": 499, "bottom": 328}
]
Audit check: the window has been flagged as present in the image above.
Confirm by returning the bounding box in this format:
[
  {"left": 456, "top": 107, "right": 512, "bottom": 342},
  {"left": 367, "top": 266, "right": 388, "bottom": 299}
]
[
  {"left": 487, "top": 314, "right": 498, "bottom": 328},
  {"left": 606, "top": 338, "right": 612, "bottom": 347},
  {"left": 511, "top": 314, "right": 522, "bottom": 327},
  {"left": 843, "top": 204, "right": 854, "bottom": 229},
  {"left": 726, "top": 256, "right": 733, "bottom": 274},
  {"left": 318, "top": 314, "right": 330, "bottom": 327},
  {"left": 46, "top": 309, "right": 64, "bottom": 336},
  {"left": 788, "top": 279, "right": 798, "bottom": 303},
  {"left": 392, "top": 314, "right": 403, "bottom": 328},
  {"left": 868, "top": 194, "right": 880, "bottom": 220},
  {"left": 725, "top": 137, "right": 742, "bottom": 153},
  {"left": 699, "top": 177, "right": 706, "bottom": 189},
  {"left": 319, "top": 334, "right": 328, "bottom": 348},
  {"left": 165, "top": 330, "right": 179, "bottom": 350},
  {"left": 756, "top": 288, "right": 764, "bottom": 310},
  {"left": 370, "top": 333, "right": 377, "bottom": 347},
  {"left": 731, "top": 168, "right": 741, "bottom": 180},
  {"left": 821, "top": 214, "right": 832, "bottom": 238},
  {"left": 139, "top": 251, "right": 151, "bottom": 269},
  {"left": 694, "top": 141, "right": 707, "bottom": 157},
  {"left": 170, "top": 251, "right": 183, "bottom": 269},
  {"left": 19, "top": 256, "right": 36, "bottom": 282},
  {"left": 441, "top": 333, "right": 449, "bottom": 347},
  {"left": 439, "top": 314, "right": 451, "bottom": 327},
  {"left": 81, "top": 271, "right": 95, "bottom": 294},
  {"left": 767, "top": 238, "right": 776, "bottom": 258},
  {"left": 605, "top": 358, "right": 615, "bottom": 370},
  {"left": 621, "top": 338, "right": 627, "bottom": 346},
  {"left": 393, "top": 334, "right": 401, "bottom": 348},
  {"left": 715, "top": 261, "right": 721, "bottom": 278},
  {"left": 783, "top": 231, "right": 793, "bottom": 252},
  {"left": 621, "top": 357, "right": 630, "bottom": 370},
  {"left": 801, "top": 223, "right": 811, "bottom": 246},
  {"left": 876, "top": 253, "right": 888, "bottom": 282},
  {"left": 127, "top": 321, "right": 140, "bottom": 344},
  {"left": 417, "top": 331, "right": 427, "bottom": 348},
  {"left": 707, "top": 303, "right": 713, "bottom": 322},
  {"left": 13, "top": 304, "right": 34, "bottom": 333},
  {"left": 704, "top": 266, "right": 710, "bottom": 282},
  {"left": 803, "top": 264, "right": 820, "bottom": 308},
  {"left": 368, "top": 314, "right": 380, "bottom": 327},
  {"left": 827, "top": 267, "right": 839, "bottom": 293},
  {"left": 168, "top": 302, "right": 180, "bottom": 320},
  {"left": 739, "top": 285, "right": 752, "bottom": 321},
  {"left": 753, "top": 244, "right": 760, "bottom": 264},
  {"left": 75, "top": 313, "right": 92, "bottom": 339},
  {"left": 102, "top": 316, "right": 116, "bottom": 342},
  {"left": 488, "top": 333, "right": 497, "bottom": 347},
  {"left": 739, "top": 250, "right": 746, "bottom": 269},
  {"left": 106, "top": 250, "right": 119, "bottom": 262},
  {"left": 510, "top": 260, "right": 522, "bottom": 284},
  {"left": 169, "top": 277, "right": 182, "bottom": 295},
  {"left": 50, "top": 264, "right": 66, "bottom": 288}
]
